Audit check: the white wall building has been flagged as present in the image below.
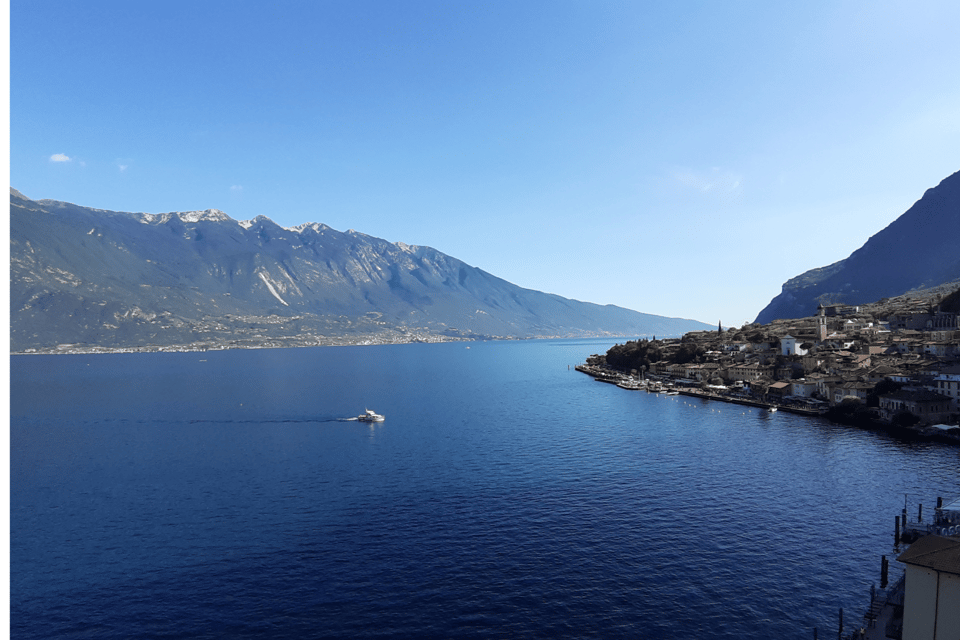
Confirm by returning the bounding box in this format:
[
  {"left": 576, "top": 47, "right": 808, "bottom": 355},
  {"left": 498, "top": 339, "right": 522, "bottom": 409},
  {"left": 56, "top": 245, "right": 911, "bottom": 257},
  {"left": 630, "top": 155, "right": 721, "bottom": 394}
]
[
  {"left": 790, "top": 380, "right": 817, "bottom": 398},
  {"left": 897, "top": 535, "right": 960, "bottom": 640},
  {"left": 932, "top": 366, "right": 960, "bottom": 409},
  {"left": 780, "top": 335, "right": 808, "bottom": 357}
]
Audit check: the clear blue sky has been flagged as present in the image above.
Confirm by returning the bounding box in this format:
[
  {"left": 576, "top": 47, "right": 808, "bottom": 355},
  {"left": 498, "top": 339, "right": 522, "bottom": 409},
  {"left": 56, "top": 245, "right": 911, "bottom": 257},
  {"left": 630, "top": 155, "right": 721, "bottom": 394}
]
[{"left": 11, "top": 1, "right": 960, "bottom": 326}]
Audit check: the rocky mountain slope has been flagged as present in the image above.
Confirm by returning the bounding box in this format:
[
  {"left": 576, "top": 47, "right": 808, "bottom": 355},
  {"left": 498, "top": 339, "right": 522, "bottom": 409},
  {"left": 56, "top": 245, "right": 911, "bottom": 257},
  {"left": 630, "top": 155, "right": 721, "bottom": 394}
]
[
  {"left": 10, "top": 189, "right": 711, "bottom": 352},
  {"left": 755, "top": 170, "right": 960, "bottom": 324}
]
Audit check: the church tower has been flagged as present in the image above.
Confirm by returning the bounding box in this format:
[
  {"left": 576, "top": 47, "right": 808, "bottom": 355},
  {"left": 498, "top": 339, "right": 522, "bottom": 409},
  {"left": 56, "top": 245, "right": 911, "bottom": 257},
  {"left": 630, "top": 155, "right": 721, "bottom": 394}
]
[{"left": 817, "top": 304, "right": 828, "bottom": 342}]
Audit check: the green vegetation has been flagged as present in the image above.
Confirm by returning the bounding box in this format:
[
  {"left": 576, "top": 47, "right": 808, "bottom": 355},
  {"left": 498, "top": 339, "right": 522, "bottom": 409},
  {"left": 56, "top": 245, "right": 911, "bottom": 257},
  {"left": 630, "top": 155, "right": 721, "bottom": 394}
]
[
  {"left": 867, "top": 378, "right": 904, "bottom": 407},
  {"left": 940, "top": 286, "right": 960, "bottom": 314},
  {"left": 605, "top": 337, "right": 707, "bottom": 371},
  {"left": 605, "top": 339, "right": 663, "bottom": 371}
]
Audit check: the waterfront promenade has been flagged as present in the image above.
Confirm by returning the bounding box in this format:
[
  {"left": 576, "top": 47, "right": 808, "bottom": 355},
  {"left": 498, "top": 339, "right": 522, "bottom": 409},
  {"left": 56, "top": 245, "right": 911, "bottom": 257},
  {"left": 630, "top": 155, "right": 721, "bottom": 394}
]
[
  {"left": 575, "top": 363, "right": 960, "bottom": 445},
  {"left": 576, "top": 363, "right": 822, "bottom": 415},
  {"left": 675, "top": 387, "right": 825, "bottom": 416}
]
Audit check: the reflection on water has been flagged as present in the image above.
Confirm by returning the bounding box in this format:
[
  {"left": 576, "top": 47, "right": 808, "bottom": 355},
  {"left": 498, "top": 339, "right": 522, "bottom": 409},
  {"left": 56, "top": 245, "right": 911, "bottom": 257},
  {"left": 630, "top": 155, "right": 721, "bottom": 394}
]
[{"left": 11, "top": 340, "right": 960, "bottom": 639}]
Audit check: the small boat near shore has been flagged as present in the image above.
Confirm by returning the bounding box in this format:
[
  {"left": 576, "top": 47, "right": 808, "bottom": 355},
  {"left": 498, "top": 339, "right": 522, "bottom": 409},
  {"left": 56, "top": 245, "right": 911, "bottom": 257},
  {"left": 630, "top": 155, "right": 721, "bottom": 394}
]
[{"left": 357, "top": 409, "right": 385, "bottom": 422}]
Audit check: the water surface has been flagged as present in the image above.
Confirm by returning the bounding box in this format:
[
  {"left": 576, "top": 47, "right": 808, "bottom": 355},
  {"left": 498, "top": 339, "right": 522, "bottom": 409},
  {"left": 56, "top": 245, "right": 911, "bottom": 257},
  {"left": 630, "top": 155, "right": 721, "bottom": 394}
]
[{"left": 11, "top": 339, "right": 960, "bottom": 638}]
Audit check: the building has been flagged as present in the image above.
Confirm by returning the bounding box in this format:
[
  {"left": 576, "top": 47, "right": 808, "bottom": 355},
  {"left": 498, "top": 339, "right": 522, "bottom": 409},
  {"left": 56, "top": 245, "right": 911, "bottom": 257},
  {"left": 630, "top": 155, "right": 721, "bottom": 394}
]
[
  {"left": 897, "top": 534, "right": 960, "bottom": 640},
  {"left": 925, "top": 310, "right": 960, "bottom": 330},
  {"left": 923, "top": 342, "right": 954, "bottom": 358},
  {"left": 767, "top": 381, "right": 791, "bottom": 400},
  {"left": 864, "top": 365, "right": 900, "bottom": 383},
  {"left": 879, "top": 389, "right": 954, "bottom": 424},
  {"left": 824, "top": 334, "right": 857, "bottom": 350},
  {"left": 817, "top": 305, "right": 829, "bottom": 341},
  {"left": 833, "top": 381, "right": 873, "bottom": 405},
  {"left": 886, "top": 310, "right": 959, "bottom": 332},
  {"left": 725, "top": 362, "right": 770, "bottom": 382},
  {"left": 807, "top": 373, "right": 841, "bottom": 401},
  {"left": 931, "top": 366, "right": 960, "bottom": 408},
  {"left": 790, "top": 379, "right": 817, "bottom": 398},
  {"left": 780, "top": 335, "right": 808, "bottom": 356},
  {"left": 721, "top": 340, "right": 750, "bottom": 353},
  {"left": 929, "top": 329, "right": 957, "bottom": 342}
]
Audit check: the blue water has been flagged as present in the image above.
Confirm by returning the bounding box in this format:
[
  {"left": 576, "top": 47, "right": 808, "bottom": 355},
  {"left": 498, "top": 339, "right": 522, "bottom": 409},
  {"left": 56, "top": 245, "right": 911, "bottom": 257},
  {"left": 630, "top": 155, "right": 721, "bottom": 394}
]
[{"left": 11, "top": 339, "right": 960, "bottom": 639}]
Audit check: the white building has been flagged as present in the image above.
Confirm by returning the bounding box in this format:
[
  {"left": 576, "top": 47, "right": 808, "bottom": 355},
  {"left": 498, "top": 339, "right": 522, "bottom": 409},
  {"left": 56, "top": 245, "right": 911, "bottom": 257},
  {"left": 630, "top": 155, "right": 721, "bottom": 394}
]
[
  {"left": 790, "top": 379, "right": 817, "bottom": 398},
  {"left": 780, "top": 335, "right": 808, "bottom": 357},
  {"left": 897, "top": 534, "right": 960, "bottom": 640},
  {"left": 932, "top": 366, "right": 960, "bottom": 409}
]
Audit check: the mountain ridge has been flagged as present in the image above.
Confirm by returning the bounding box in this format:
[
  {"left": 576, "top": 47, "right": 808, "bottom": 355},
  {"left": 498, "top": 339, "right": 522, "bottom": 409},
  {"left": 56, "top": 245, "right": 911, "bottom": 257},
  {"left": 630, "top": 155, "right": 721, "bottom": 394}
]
[
  {"left": 10, "top": 189, "right": 712, "bottom": 352},
  {"left": 755, "top": 170, "right": 960, "bottom": 324}
]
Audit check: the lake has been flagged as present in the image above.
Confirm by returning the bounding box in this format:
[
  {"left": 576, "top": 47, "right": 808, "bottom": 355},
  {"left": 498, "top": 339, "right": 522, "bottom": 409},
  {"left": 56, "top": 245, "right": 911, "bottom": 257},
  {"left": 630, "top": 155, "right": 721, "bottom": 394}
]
[{"left": 10, "top": 339, "right": 960, "bottom": 638}]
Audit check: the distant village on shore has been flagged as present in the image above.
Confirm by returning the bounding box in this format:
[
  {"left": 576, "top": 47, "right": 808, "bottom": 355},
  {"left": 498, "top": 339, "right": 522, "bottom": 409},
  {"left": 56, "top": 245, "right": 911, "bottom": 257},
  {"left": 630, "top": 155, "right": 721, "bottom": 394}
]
[{"left": 580, "top": 286, "right": 960, "bottom": 442}]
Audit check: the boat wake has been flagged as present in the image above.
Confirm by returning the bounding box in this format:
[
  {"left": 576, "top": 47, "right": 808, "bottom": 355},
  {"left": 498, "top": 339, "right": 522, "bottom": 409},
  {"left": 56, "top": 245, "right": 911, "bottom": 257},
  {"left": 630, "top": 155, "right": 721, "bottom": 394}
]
[
  {"left": 88, "top": 416, "right": 376, "bottom": 426},
  {"left": 185, "top": 417, "right": 349, "bottom": 425}
]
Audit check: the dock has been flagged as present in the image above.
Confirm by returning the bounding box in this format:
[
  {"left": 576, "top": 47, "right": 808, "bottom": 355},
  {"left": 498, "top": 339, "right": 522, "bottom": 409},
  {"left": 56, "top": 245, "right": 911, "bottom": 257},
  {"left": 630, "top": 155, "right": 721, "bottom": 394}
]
[
  {"left": 859, "top": 575, "right": 905, "bottom": 639},
  {"left": 847, "top": 496, "right": 960, "bottom": 639}
]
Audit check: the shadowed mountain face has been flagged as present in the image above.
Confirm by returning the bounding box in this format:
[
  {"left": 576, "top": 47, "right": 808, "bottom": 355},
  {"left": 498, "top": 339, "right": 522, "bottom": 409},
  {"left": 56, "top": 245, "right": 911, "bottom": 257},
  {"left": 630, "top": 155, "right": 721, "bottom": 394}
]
[
  {"left": 755, "top": 170, "right": 960, "bottom": 324},
  {"left": 10, "top": 190, "right": 711, "bottom": 351}
]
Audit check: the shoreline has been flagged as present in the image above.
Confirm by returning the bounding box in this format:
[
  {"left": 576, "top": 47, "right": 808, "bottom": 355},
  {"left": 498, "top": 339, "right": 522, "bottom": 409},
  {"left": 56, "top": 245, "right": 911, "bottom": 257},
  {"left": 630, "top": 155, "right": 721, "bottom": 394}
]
[
  {"left": 9, "top": 335, "right": 513, "bottom": 356},
  {"left": 576, "top": 364, "right": 960, "bottom": 446},
  {"left": 9, "top": 333, "right": 631, "bottom": 357}
]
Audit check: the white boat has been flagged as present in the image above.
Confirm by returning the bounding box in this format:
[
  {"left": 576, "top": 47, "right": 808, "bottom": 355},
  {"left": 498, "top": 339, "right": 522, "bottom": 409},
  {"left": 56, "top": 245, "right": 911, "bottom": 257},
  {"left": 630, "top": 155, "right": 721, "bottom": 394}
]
[{"left": 357, "top": 409, "right": 385, "bottom": 422}]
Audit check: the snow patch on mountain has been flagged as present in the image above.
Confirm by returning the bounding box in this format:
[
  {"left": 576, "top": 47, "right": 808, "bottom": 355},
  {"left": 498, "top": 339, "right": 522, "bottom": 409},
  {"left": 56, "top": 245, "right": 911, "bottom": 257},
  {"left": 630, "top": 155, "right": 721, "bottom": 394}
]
[
  {"left": 287, "top": 222, "right": 330, "bottom": 233},
  {"left": 396, "top": 242, "right": 421, "bottom": 253},
  {"left": 178, "top": 209, "right": 231, "bottom": 223}
]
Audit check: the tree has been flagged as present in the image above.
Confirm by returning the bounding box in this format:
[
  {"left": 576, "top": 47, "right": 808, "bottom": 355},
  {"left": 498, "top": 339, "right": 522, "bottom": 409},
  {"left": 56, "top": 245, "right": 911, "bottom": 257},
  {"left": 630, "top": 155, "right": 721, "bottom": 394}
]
[
  {"left": 674, "top": 342, "right": 703, "bottom": 365},
  {"left": 892, "top": 411, "right": 919, "bottom": 427},
  {"left": 606, "top": 338, "right": 663, "bottom": 371},
  {"left": 939, "top": 286, "right": 960, "bottom": 313},
  {"left": 868, "top": 378, "right": 903, "bottom": 407}
]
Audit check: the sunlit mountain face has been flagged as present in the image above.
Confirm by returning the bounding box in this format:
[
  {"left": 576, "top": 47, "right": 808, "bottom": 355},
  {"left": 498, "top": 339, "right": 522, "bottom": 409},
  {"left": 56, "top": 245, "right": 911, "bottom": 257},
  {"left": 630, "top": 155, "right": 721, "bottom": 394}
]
[{"left": 10, "top": 189, "right": 712, "bottom": 352}]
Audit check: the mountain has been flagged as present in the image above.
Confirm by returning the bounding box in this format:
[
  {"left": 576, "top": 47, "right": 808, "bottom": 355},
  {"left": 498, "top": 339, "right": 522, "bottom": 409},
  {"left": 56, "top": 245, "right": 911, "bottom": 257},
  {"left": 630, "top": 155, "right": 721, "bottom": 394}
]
[
  {"left": 10, "top": 190, "right": 712, "bottom": 352},
  {"left": 755, "top": 170, "right": 960, "bottom": 324}
]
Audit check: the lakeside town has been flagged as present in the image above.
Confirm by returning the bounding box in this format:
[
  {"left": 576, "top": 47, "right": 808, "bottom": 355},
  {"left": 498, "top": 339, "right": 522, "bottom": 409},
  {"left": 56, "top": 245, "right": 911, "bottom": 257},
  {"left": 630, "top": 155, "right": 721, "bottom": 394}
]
[
  {"left": 580, "top": 287, "right": 960, "bottom": 637},
  {"left": 578, "top": 286, "right": 960, "bottom": 445}
]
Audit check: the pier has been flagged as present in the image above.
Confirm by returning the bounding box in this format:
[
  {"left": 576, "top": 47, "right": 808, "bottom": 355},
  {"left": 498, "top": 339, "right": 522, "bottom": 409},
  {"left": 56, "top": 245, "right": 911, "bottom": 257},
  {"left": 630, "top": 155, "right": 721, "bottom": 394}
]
[{"left": 859, "top": 574, "right": 905, "bottom": 640}]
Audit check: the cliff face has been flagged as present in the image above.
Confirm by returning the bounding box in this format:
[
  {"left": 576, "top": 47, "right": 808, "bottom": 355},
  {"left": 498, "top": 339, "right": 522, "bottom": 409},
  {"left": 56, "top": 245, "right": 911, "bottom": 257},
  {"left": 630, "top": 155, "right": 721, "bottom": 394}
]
[
  {"left": 10, "top": 190, "right": 711, "bottom": 351},
  {"left": 755, "top": 170, "right": 960, "bottom": 324}
]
